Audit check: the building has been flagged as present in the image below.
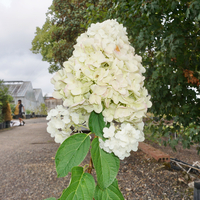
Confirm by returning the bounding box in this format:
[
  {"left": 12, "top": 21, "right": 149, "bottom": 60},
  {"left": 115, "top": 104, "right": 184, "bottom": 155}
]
[
  {"left": 4, "top": 81, "right": 44, "bottom": 111},
  {"left": 44, "top": 97, "right": 63, "bottom": 112},
  {"left": 34, "top": 88, "right": 45, "bottom": 107}
]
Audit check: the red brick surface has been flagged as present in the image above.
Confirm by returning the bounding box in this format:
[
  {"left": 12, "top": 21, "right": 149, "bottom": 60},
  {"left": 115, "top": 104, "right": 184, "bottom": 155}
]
[{"left": 139, "top": 142, "right": 170, "bottom": 162}]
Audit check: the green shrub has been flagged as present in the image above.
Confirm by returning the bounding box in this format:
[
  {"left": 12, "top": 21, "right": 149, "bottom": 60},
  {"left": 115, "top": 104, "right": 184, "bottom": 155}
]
[{"left": 0, "top": 80, "right": 13, "bottom": 123}]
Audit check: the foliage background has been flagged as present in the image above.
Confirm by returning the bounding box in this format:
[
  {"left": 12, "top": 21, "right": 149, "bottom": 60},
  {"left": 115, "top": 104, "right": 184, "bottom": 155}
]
[{"left": 108, "top": 0, "right": 200, "bottom": 149}]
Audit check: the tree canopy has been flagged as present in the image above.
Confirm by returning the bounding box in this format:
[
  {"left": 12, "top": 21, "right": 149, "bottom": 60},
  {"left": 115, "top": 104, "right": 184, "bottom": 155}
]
[
  {"left": 31, "top": 13, "right": 58, "bottom": 73},
  {"left": 31, "top": 1, "right": 89, "bottom": 73},
  {"left": 31, "top": 0, "right": 113, "bottom": 73}
]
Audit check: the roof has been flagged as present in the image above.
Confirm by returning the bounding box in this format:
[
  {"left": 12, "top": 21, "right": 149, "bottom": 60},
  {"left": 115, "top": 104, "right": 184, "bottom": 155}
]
[
  {"left": 45, "top": 97, "right": 55, "bottom": 100},
  {"left": 4, "top": 81, "right": 32, "bottom": 97}
]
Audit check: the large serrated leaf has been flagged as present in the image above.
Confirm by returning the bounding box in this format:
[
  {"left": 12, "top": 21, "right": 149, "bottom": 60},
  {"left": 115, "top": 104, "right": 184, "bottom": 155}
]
[
  {"left": 94, "top": 179, "right": 124, "bottom": 200},
  {"left": 59, "top": 166, "right": 95, "bottom": 200},
  {"left": 91, "top": 138, "right": 120, "bottom": 189},
  {"left": 88, "top": 111, "right": 110, "bottom": 139},
  {"left": 55, "top": 133, "right": 90, "bottom": 177}
]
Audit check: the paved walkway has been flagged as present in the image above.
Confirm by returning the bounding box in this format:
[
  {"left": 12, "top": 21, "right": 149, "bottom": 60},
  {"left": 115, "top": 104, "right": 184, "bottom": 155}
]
[
  {"left": 0, "top": 118, "right": 66, "bottom": 200},
  {"left": 0, "top": 118, "right": 53, "bottom": 156}
]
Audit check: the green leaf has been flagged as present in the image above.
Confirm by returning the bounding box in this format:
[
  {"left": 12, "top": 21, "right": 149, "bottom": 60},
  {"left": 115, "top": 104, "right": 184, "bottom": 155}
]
[
  {"left": 91, "top": 138, "right": 120, "bottom": 189},
  {"left": 55, "top": 133, "right": 90, "bottom": 177},
  {"left": 44, "top": 198, "right": 56, "bottom": 200},
  {"left": 88, "top": 111, "right": 110, "bottom": 139},
  {"left": 94, "top": 179, "right": 124, "bottom": 200},
  {"left": 59, "top": 166, "right": 95, "bottom": 200}
]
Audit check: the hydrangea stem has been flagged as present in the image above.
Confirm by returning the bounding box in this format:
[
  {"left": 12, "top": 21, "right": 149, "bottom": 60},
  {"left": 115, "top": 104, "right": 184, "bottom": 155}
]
[{"left": 88, "top": 157, "right": 93, "bottom": 174}]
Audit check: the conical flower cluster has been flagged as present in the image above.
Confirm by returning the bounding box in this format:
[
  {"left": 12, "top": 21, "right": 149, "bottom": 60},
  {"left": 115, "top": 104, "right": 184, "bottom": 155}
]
[{"left": 47, "top": 19, "right": 152, "bottom": 159}]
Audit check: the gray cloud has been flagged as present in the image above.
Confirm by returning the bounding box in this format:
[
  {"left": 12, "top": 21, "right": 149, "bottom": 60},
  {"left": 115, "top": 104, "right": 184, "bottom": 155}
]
[{"left": 0, "top": 0, "right": 54, "bottom": 95}]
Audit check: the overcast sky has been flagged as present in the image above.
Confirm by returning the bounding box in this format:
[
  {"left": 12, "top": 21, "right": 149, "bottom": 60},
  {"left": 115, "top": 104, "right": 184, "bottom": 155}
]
[{"left": 0, "top": 0, "right": 55, "bottom": 96}]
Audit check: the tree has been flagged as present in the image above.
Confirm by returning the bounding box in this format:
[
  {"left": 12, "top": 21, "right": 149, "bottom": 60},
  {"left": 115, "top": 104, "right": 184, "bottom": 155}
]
[
  {"left": 31, "top": 0, "right": 113, "bottom": 73},
  {"left": 31, "top": 5, "right": 62, "bottom": 73},
  {"left": 85, "top": 0, "right": 113, "bottom": 25},
  {"left": 108, "top": 0, "right": 200, "bottom": 149},
  {"left": 31, "top": 0, "right": 90, "bottom": 73},
  {"left": 51, "top": 0, "right": 89, "bottom": 70}
]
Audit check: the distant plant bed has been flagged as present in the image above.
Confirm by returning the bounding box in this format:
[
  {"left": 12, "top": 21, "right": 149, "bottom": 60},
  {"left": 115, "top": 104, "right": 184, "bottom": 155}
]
[
  {"left": 144, "top": 116, "right": 200, "bottom": 152},
  {"left": 34, "top": 103, "right": 48, "bottom": 117},
  {"left": 26, "top": 110, "right": 31, "bottom": 115}
]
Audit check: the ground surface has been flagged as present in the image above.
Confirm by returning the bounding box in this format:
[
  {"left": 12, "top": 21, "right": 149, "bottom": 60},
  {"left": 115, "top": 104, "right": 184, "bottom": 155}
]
[{"left": 0, "top": 118, "right": 199, "bottom": 200}]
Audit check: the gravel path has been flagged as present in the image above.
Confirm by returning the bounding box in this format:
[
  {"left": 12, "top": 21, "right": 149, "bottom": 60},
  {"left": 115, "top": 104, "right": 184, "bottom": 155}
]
[{"left": 0, "top": 118, "right": 196, "bottom": 200}]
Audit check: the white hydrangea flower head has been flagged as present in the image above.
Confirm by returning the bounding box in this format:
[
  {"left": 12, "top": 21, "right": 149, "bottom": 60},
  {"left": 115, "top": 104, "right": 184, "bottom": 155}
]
[
  {"left": 46, "top": 105, "right": 86, "bottom": 143},
  {"left": 103, "top": 125, "right": 115, "bottom": 138},
  {"left": 48, "top": 19, "right": 152, "bottom": 159},
  {"left": 99, "top": 123, "right": 144, "bottom": 160},
  {"left": 51, "top": 19, "right": 151, "bottom": 123}
]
